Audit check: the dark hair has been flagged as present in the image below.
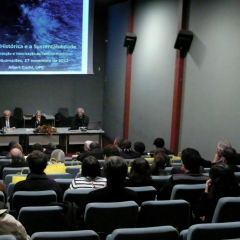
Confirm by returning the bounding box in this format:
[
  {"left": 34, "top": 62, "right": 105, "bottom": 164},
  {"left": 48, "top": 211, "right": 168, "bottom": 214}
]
[
  {"left": 222, "top": 147, "right": 237, "bottom": 165},
  {"left": 46, "top": 143, "right": 56, "bottom": 150},
  {"left": 153, "top": 138, "right": 165, "bottom": 148},
  {"left": 151, "top": 152, "right": 170, "bottom": 175},
  {"left": 89, "top": 142, "right": 100, "bottom": 150},
  {"left": 8, "top": 141, "right": 17, "bottom": 150},
  {"left": 32, "top": 143, "right": 43, "bottom": 152},
  {"left": 121, "top": 140, "right": 131, "bottom": 150},
  {"left": 103, "top": 145, "right": 120, "bottom": 157},
  {"left": 103, "top": 156, "right": 127, "bottom": 187},
  {"left": 82, "top": 156, "right": 100, "bottom": 178},
  {"left": 134, "top": 142, "right": 145, "bottom": 155},
  {"left": 27, "top": 150, "right": 48, "bottom": 174},
  {"left": 181, "top": 148, "right": 201, "bottom": 173},
  {"left": 129, "top": 158, "right": 152, "bottom": 183},
  {"left": 209, "top": 164, "right": 240, "bottom": 199}
]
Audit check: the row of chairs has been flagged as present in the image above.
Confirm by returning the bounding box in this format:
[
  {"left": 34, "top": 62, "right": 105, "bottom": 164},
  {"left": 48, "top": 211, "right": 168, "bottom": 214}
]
[
  {"left": 2, "top": 221, "right": 240, "bottom": 240},
  {"left": 4, "top": 196, "right": 240, "bottom": 238}
]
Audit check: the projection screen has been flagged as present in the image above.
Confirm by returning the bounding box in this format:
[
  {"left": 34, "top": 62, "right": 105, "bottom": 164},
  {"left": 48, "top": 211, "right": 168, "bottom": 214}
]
[{"left": 0, "top": 0, "right": 93, "bottom": 74}]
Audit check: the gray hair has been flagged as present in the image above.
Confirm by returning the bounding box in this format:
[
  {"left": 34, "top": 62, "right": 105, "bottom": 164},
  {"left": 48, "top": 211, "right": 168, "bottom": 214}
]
[
  {"left": 4, "top": 110, "right": 11, "bottom": 115},
  {"left": 36, "top": 110, "right": 41, "bottom": 115},
  {"left": 217, "top": 141, "right": 231, "bottom": 151},
  {"left": 50, "top": 149, "right": 65, "bottom": 163},
  {"left": 77, "top": 108, "right": 84, "bottom": 113},
  {"left": 10, "top": 148, "right": 23, "bottom": 162}
]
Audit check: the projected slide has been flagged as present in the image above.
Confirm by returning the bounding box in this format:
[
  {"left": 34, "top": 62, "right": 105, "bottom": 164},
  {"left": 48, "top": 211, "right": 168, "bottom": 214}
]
[{"left": 0, "top": 0, "right": 92, "bottom": 74}]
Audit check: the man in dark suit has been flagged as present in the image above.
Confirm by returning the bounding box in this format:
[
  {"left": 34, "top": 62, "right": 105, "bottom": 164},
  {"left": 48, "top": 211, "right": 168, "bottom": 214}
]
[
  {"left": 157, "top": 148, "right": 209, "bottom": 200},
  {"left": 31, "top": 110, "right": 46, "bottom": 128},
  {"left": 0, "top": 110, "right": 16, "bottom": 129},
  {"left": 72, "top": 108, "right": 89, "bottom": 128},
  {"left": 119, "top": 140, "right": 141, "bottom": 159}
]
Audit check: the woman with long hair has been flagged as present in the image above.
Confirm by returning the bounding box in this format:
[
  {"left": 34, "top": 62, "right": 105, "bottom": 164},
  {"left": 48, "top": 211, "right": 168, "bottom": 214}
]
[
  {"left": 150, "top": 152, "right": 171, "bottom": 175},
  {"left": 193, "top": 163, "right": 240, "bottom": 223}
]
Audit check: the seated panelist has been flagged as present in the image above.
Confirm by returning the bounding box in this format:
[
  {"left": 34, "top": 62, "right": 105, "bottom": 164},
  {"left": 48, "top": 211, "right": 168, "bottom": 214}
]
[
  {"left": 31, "top": 110, "right": 46, "bottom": 128},
  {"left": 72, "top": 108, "right": 89, "bottom": 128},
  {"left": 0, "top": 110, "right": 16, "bottom": 129}
]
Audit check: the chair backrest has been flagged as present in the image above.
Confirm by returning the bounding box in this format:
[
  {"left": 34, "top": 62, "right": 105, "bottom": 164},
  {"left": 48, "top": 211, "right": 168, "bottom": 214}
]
[
  {"left": 46, "top": 173, "right": 73, "bottom": 179},
  {"left": 170, "top": 184, "right": 206, "bottom": 204},
  {"left": 163, "top": 167, "right": 173, "bottom": 174},
  {"left": 98, "top": 160, "right": 105, "bottom": 167},
  {"left": 138, "top": 200, "right": 190, "bottom": 232},
  {"left": 106, "top": 226, "right": 179, "bottom": 240},
  {"left": 30, "top": 230, "right": 100, "bottom": 240},
  {"left": 58, "top": 108, "right": 69, "bottom": 118},
  {"left": 18, "top": 206, "right": 64, "bottom": 236},
  {"left": 0, "top": 191, "right": 5, "bottom": 203},
  {"left": 152, "top": 175, "right": 171, "bottom": 191},
  {"left": 0, "top": 236, "right": 16, "bottom": 240},
  {"left": 63, "top": 188, "right": 95, "bottom": 209},
  {"left": 65, "top": 166, "right": 81, "bottom": 178},
  {"left": 65, "top": 161, "right": 81, "bottom": 166},
  {"left": 7, "top": 182, "right": 16, "bottom": 202},
  {"left": 212, "top": 197, "right": 240, "bottom": 223},
  {"left": 235, "top": 172, "right": 240, "bottom": 183},
  {"left": 13, "top": 107, "right": 23, "bottom": 120},
  {"left": 186, "top": 221, "right": 240, "bottom": 240},
  {"left": 84, "top": 201, "right": 138, "bottom": 236},
  {"left": 3, "top": 167, "right": 29, "bottom": 181},
  {"left": 0, "top": 159, "right": 10, "bottom": 167},
  {"left": 12, "top": 190, "right": 57, "bottom": 212},
  {"left": 126, "top": 186, "right": 157, "bottom": 205},
  {"left": 4, "top": 174, "right": 28, "bottom": 191},
  {"left": 55, "top": 178, "right": 73, "bottom": 193}
]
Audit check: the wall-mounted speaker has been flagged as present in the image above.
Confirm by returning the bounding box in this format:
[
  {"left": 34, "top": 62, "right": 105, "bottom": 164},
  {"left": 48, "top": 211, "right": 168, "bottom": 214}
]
[
  {"left": 174, "top": 29, "right": 193, "bottom": 58},
  {"left": 124, "top": 33, "right": 137, "bottom": 54}
]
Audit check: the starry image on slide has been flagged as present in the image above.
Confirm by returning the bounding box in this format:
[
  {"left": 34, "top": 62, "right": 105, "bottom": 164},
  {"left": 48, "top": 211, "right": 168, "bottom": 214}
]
[{"left": 0, "top": 0, "right": 83, "bottom": 72}]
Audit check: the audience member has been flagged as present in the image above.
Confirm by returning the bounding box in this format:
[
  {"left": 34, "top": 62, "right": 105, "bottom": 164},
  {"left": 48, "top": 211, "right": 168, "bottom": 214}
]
[
  {"left": 1, "top": 140, "right": 17, "bottom": 156},
  {"left": 83, "top": 156, "right": 138, "bottom": 210},
  {"left": 31, "top": 110, "right": 46, "bottom": 128},
  {"left": 152, "top": 137, "right": 174, "bottom": 155},
  {"left": 151, "top": 152, "right": 170, "bottom": 175},
  {"left": 77, "top": 142, "right": 104, "bottom": 162},
  {"left": 213, "top": 140, "right": 231, "bottom": 163},
  {"left": 222, "top": 147, "right": 240, "bottom": 172},
  {"left": 120, "top": 140, "right": 141, "bottom": 159},
  {"left": 0, "top": 201, "right": 30, "bottom": 240},
  {"left": 43, "top": 143, "right": 57, "bottom": 160},
  {"left": 6, "top": 143, "right": 25, "bottom": 159},
  {"left": 70, "top": 156, "right": 106, "bottom": 189},
  {"left": 49, "top": 149, "right": 65, "bottom": 164},
  {"left": 32, "top": 143, "right": 44, "bottom": 152},
  {"left": 72, "top": 108, "right": 89, "bottom": 128},
  {"left": 134, "top": 141, "right": 148, "bottom": 156},
  {"left": 157, "top": 148, "right": 209, "bottom": 200},
  {"left": 113, "top": 137, "right": 124, "bottom": 151},
  {"left": 0, "top": 148, "right": 28, "bottom": 180},
  {"left": 13, "top": 151, "right": 62, "bottom": 202},
  {"left": 0, "top": 110, "right": 16, "bottom": 129},
  {"left": 102, "top": 145, "right": 120, "bottom": 159},
  {"left": 125, "top": 158, "right": 153, "bottom": 187},
  {"left": 83, "top": 140, "right": 93, "bottom": 152},
  {"left": 193, "top": 164, "right": 240, "bottom": 223}
]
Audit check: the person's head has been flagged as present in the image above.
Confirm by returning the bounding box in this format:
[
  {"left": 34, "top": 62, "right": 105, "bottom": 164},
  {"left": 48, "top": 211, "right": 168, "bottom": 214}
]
[
  {"left": 151, "top": 152, "right": 170, "bottom": 174},
  {"left": 102, "top": 145, "right": 120, "bottom": 159},
  {"left": 209, "top": 163, "right": 239, "bottom": 198},
  {"left": 50, "top": 149, "right": 65, "bottom": 163},
  {"left": 153, "top": 138, "right": 165, "bottom": 148},
  {"left": 121, "top": 140, "right": 131, "bottom": 150},
  {"left": 32, "top": 143, "right": 43, "bottom": 152},
  {"left": 129, "top": 158, "right": 151, "bottom": 183},
  {"left": 134, "top": 142, "right": 146, "bottom": 155},
  {"left": 113, "top": 137, "right": 124, "bottom": 148},
  {"left": 8, "top": 141, "right": 17, "bottom": 150},
  {"left": 103, "top": 156, "right": 128, "bottom": 187},
  {"left": 82, "top": 156, "right": 100, "bottom": 178},
  {"left": 10, "top": 148, "right": 23, "bottom": 162},
  {"left": 222, "top": 147, "right": 237, "bottom": 165},
  {"left": 4, "top": 110, "right": 11, "bottom": 120},
  {"left": 217, "top": 141, "right": 231, "bottom": 157},
  {"left": 10, "top": 143, "right": 23, "bottom": 153},
  {"left": 77, "top": 108, "right": 84, "bottom": 117},
  {"left": 84, "top": 141, "right": 93, "bottom": 151},
  {"left": 27, "top": 150, "right": 48, "bottom": 174},
  {"left": 35, "top": 110, "right": 42, "bottom": 118},
  {"left": 45, "top": 143, "right": 56, "bottom": 151},
  {"left": 89, "top": 142, "right": 100, "bottom": 150},
  {"left": 181, "top": 148, "right": 201, "bottom": 173}
]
